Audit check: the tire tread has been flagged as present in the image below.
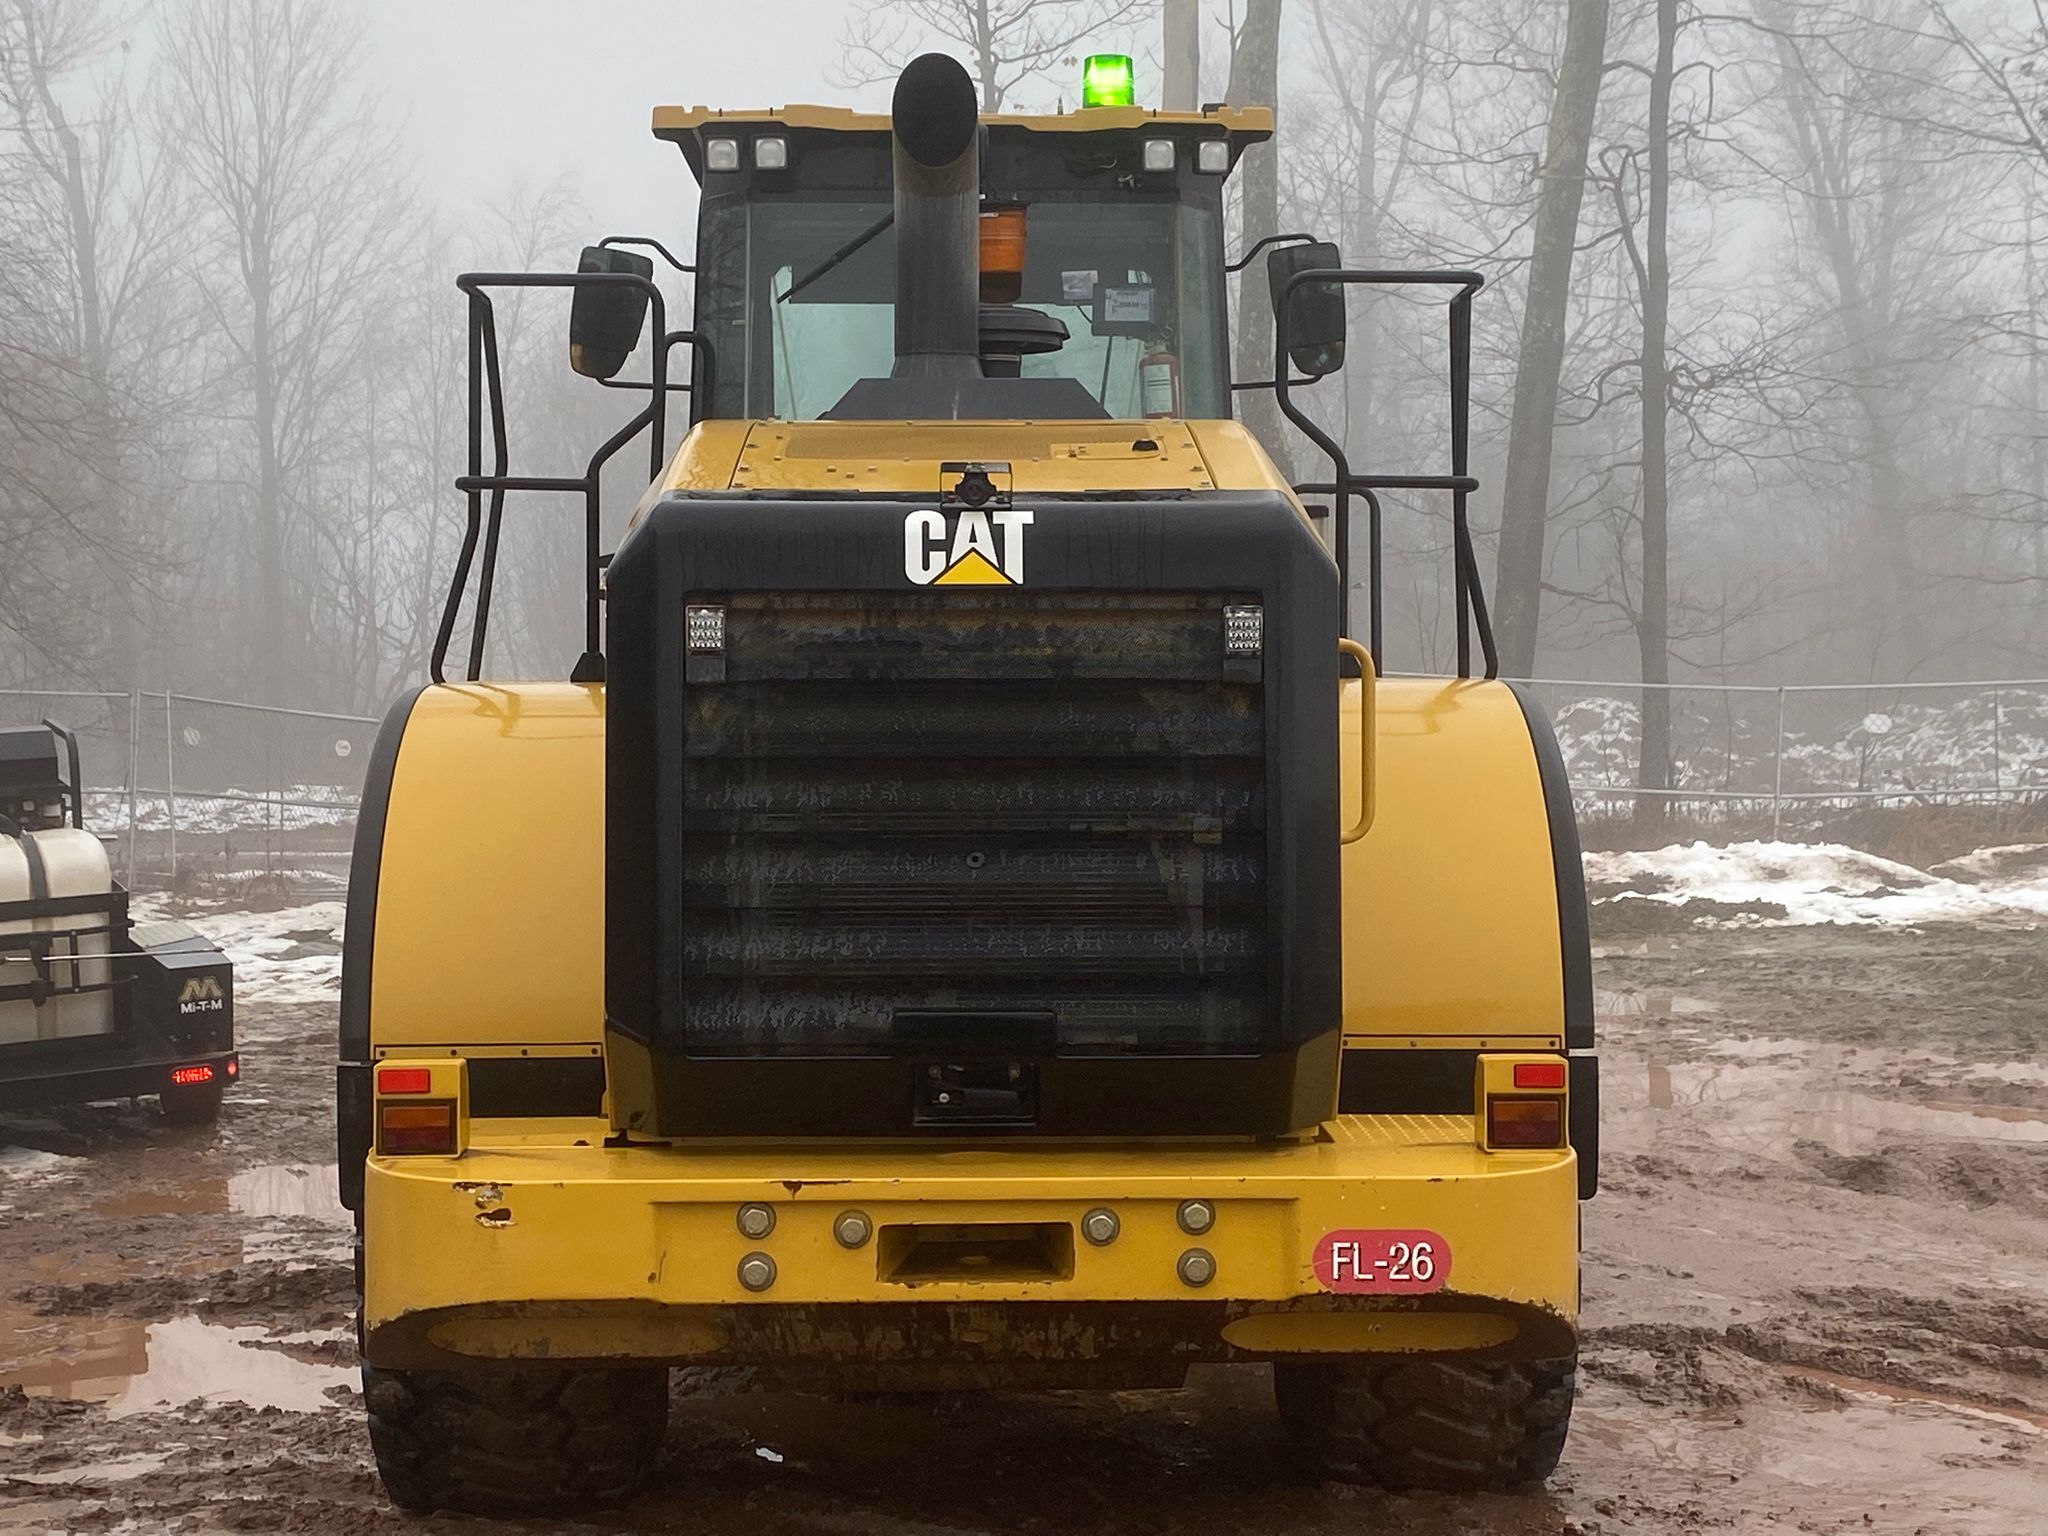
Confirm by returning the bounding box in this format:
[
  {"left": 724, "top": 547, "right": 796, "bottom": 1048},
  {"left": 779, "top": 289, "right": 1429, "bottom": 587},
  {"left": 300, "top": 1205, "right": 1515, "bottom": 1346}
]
[
  {"left": 1274, "top": 1354, "right": 1575, "bottom": 1491},
  {"left": 363, "top": 1361, "right": 666, "bottom": 1516}
]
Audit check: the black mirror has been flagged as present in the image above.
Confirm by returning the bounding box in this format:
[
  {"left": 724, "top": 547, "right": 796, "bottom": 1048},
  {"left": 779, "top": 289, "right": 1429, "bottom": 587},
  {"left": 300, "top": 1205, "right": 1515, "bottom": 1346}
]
[
  {"left": 1267, "top": 240, "right": 1345, "bottom": 379},
  {"left": 568, "top": 245, "right": 654, "bottom": 380}
]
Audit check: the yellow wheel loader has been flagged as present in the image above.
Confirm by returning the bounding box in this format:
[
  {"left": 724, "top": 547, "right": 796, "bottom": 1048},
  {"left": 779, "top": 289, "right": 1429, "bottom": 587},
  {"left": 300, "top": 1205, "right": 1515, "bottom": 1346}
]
[{"left": 338, "top": 52, "right": 1595, "bottom": 1516}]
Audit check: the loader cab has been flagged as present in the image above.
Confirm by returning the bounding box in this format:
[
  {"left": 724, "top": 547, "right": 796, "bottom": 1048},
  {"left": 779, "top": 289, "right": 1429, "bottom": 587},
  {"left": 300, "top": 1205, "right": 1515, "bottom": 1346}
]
[{"left": 653, "top": 103, "right": 1270, "bottom": 421}]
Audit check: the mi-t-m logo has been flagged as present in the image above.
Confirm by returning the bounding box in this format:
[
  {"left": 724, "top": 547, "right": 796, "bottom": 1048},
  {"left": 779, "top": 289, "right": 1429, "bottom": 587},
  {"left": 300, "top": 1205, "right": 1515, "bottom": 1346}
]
[
  {"left": 178, "top": 976, "right": 226, "bottom": 1014},
  {"left": 902, "top": 507, "right": 1034, "bottom": 586}
]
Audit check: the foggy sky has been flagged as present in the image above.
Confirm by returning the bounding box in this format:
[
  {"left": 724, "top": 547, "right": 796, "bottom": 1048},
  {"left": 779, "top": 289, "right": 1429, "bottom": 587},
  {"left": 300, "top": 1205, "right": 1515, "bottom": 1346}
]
[{"left": 355, "top": 1, "right": 913, "bottom": 239}]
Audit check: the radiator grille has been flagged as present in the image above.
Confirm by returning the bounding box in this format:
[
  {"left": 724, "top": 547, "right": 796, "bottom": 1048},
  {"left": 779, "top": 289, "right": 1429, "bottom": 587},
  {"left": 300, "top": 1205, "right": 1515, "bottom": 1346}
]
[{"left": 679, "top": 592, "right": 1267, "bottom": 1053}]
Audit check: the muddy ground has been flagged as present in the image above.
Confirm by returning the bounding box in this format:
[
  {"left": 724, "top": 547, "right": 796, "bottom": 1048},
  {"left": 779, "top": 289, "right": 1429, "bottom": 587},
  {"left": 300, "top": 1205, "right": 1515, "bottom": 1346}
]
[{"left": 3, "top": 912, "right": 2045, "bottom": 1534}]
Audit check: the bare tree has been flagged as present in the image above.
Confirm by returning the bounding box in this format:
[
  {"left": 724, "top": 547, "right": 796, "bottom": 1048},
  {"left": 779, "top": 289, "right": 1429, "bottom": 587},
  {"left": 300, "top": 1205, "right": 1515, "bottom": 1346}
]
[
  {"left": 1628, "top": 0, "right": 1676, "bottom": 816},
  {"left": 1227, "top": 0, "right": 1287, "bottom": 463},
  {"left": 0, "top": 0, "right": 180, "bottom": 686},
  {"left": 836, "top": 0, "right": 1154, "bottom": 110},
  {"left": 1492, "top": 0, "right": 1611, "bottom": 676},
  {"left": 157, "top": 0, "right": 409, "bottom": 705}
]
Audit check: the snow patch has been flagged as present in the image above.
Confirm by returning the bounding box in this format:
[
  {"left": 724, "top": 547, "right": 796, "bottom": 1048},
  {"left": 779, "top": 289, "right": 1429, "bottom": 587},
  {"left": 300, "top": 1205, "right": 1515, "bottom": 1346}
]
[
  {"left": 0, "top": 1145, "right": 77, "bottom": 1178},
  {"left": 132, "top": 898, "right": 345, "bottom": 1008},
  {"left": 1584, "top": 841, "right": 2048, "bottom": 926}
]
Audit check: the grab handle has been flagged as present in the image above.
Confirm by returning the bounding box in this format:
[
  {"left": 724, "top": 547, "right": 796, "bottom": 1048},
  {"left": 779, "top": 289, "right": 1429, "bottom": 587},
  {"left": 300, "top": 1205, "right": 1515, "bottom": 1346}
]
[{"left": 1338, "top": 639, "right": 1376, "bottom": 843}]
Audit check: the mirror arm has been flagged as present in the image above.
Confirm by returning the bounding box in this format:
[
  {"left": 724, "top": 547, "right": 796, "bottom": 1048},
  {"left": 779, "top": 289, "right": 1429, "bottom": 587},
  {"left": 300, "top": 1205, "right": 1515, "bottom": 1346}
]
[
  {"left": 1231, "top": 374, "right": 1326, "bottom": 392},
  {"left": 600, "top": 234, "right": 695, "bottom": 274},
  {"left": 1225, "top": 230, "right": 1317, "bottom": 275}
]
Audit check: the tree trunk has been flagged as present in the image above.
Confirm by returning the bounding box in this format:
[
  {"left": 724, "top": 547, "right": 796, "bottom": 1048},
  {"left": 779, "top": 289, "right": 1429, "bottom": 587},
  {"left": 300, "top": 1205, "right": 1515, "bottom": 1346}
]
[
  {"left": 1492, "top": 0, "right": 1610, "bottom": 677},
  {"left": 21, "top": 14, "right": 136, "bottom": 686},
  {"left": 1634, "top": 0, "right": 1675, "bottom": 825},
  {"left": 1163, "top": 0, "right": 1200, "bottom": 110},
  {"left": 973, "top": 0, "right": 998, "bottom": 107},
  {"left": 1227, "top": 0, "right": 1288, "bottom": 472},
  {"left": 251, "top": 249, "right": 287, "bottom": 705}
]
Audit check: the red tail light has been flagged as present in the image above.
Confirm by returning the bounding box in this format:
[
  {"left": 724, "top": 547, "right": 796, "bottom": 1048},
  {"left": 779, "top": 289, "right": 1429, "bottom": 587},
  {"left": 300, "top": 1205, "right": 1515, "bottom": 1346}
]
[
  {"left": 170, "top": 1064, "right": 215, "bottom": 1087},
  {"left": 377, "top": 1067, "right": 433, "bottom": 1095},
  {"left": 1513, "top": 1060, "right": 1567, "bottom": 1090},
  {"left": 1487, "top": 1096, "right": 1564, "bottom": 1148}
]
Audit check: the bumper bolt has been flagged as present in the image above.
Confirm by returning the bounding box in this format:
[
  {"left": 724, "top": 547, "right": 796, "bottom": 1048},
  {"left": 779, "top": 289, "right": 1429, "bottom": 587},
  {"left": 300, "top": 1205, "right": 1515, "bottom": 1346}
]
[
  {"left": 1176, "top": 1199, "right": 1215, "bottom": 1235},
  {"left": 736, "top": 1203, "right": 776, "bottom": 1240},
  {"left": 1177, "top": 1248, "right": 1216, "bottom": 1288},
  {"left": 1081, "top": 1207, "right": 1120, "bottom": 1246},
  {"left": 738, "top": 1252, "right": 777, "bottom": 1292},
  {"left": 834, "top": 1209, "right": 873, "bottom": 1249}
]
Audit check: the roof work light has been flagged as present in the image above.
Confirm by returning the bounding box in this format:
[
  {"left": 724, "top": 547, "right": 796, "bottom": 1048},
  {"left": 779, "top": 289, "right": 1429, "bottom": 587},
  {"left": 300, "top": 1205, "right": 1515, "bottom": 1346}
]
[{"left": 1081, "top": 54, "right": 1135, "bottom": 108}]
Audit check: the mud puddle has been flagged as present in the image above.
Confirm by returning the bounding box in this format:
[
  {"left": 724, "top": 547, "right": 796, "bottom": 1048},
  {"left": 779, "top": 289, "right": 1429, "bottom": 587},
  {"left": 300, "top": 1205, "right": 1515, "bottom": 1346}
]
[
  {"left": 0, "top": 1305, "right": 349, "bottom": 1416},
  {"left": 1779, "top": 1362, "right": 2048, "bottom": 1434},
  {"left": 1594, "top": 987, "right": 1716, "bottom": 1017},
  {"left": 1632, "top": 1046, "right": 2048, "bottom": 1156}
]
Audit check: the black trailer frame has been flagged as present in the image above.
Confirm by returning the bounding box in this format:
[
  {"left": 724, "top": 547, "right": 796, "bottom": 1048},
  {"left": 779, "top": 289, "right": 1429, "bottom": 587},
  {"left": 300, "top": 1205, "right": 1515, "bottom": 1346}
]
[{"left": 0, "top": 721, "right": 238, "bottom": 1117}]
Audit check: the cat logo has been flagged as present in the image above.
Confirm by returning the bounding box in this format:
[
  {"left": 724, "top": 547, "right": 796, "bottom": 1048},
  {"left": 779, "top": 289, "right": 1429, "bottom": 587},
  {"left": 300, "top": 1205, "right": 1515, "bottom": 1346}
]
[
  {"left": 903, "top": 507, "right": 1034, "bottom": 586},
  {"left": 178, "top": 975, "right": 226, "bottom": 1014}
]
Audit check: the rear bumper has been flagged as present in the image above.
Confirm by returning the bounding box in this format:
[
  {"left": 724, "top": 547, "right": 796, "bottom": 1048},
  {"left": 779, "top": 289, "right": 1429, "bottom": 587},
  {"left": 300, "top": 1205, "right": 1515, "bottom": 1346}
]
[
  {"left": 0, "top": 1046, "right": 238, "bottom": 1112},
  {"left": 361, "top": 1114, "right": 1579, "bottom": 1373}
]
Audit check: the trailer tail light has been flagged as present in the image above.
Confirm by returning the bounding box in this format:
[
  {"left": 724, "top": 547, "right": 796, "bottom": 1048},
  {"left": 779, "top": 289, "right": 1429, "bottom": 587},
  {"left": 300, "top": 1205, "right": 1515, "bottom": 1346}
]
[
  {"left": 1476, "top": 1054, "right": 1570, "bottom": 1152},
  {"left": 1487, "top": 1096, "right": 1564, "bottom": 1148},
  {"left": 169, "top": 1064, "right": 215, "bottom": 1086},
  {"left": 372, "top": 1057, "right": 469, "bottom": 1157},
  {"left": 377, "top": 1101, "right": 460, "bottom": 1155}
]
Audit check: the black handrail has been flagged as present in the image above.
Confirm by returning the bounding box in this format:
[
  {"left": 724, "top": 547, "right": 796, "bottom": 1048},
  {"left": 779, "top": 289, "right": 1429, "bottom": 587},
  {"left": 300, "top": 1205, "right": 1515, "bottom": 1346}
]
[
  {"left": 1271, "top": 267, "right": 1498, "bottom": 680},
  {"left": 38, "top": 716, "right": 83, "bottom": 829},
  {"left": 432, "top": 271, "right": 717, "bottom": 687}
]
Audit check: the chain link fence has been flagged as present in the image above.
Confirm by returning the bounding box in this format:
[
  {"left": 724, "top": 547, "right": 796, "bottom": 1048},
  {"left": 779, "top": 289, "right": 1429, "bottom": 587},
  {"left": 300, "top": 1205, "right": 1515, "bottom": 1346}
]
[
  {"left": 6, "top": 678, "right": 2044, "bottom": 896},
  {"left": 1, "top": 690, "right": 375, "bottom": 896},
  {"left": 1522, "top": 677, "right": 2048, "bottom": 831}
]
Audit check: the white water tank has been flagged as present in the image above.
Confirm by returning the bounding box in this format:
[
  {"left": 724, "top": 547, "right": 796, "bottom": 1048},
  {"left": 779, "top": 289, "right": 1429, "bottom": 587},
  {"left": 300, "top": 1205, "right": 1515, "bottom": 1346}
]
[{"left": 0, "top": 828, "right": 115, "bottom": 1045}]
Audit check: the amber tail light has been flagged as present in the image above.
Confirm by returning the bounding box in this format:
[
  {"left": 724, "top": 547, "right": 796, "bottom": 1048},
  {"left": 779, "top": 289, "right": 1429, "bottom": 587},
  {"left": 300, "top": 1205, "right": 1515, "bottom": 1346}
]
[
  {"left": 377, "top": 1100, "right": 459, "bottom": 1155},
  {"left": 1487, "top": 1095, "right": 1564, "bottom": 1149}
]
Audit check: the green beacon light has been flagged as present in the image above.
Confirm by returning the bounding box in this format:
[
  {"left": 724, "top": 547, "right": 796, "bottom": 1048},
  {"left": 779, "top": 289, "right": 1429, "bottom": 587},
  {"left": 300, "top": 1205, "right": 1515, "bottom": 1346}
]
[{"left": 1081, "top": 53, "right": 1136, "bottom": 109}]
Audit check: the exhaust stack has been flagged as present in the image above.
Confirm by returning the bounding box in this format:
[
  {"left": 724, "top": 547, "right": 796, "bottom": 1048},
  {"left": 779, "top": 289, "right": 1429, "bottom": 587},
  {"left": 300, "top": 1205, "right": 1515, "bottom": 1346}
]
[{"left": 890, "top": 53, "right": 982, "bottom": 379}]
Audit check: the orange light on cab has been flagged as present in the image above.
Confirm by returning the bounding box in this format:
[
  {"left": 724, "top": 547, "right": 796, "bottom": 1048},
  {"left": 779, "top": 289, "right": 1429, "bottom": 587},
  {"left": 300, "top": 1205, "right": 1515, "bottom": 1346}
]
[{"left": 980, "top": 204, "right": 1027, "bottom": 304}]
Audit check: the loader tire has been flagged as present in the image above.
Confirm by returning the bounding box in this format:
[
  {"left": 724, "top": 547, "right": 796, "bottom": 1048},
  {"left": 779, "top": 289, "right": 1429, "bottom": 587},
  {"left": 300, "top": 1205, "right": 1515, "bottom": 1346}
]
[
  {"left": 362, "top": 1361, "right": 667, "bottom": 1516},
  {"left": 1273, "top": 1354, "right": 1575, "bottom": 1491},
  {"left": 158, "top": 1081, "right": 224, "bottom": 1126}
]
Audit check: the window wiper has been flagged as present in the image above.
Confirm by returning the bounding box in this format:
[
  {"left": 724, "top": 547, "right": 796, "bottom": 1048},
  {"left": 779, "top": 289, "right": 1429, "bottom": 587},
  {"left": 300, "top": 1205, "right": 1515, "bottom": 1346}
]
[{"left": 779, "top": 211, "right": 895, "bottom": 303}]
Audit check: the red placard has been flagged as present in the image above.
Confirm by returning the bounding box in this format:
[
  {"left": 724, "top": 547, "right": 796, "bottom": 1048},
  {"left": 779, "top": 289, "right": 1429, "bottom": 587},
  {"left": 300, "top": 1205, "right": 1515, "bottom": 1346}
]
[{"left": 1312, "top": 1229, "right": 1451, "bottom": 1294}]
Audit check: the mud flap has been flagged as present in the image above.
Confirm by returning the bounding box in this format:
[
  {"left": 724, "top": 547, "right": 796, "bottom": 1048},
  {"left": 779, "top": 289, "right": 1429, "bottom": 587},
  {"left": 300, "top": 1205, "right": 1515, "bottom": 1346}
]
[{"left": 1569, "top": 1054, "right": 1598, "bottom": 1199}]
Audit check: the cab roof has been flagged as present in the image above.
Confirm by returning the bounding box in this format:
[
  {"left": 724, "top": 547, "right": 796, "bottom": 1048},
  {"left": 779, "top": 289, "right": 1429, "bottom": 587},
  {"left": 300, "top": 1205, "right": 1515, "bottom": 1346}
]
[{"left": 653, "top": 103, "right": 1273, "bottom": 181}]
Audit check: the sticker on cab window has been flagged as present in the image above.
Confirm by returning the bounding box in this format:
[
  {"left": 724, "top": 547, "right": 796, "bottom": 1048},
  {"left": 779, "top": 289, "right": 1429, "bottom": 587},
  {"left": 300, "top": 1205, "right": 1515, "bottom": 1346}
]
[{"left": 1098, "top": 285, "right": 1156, "bottom": 324}]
